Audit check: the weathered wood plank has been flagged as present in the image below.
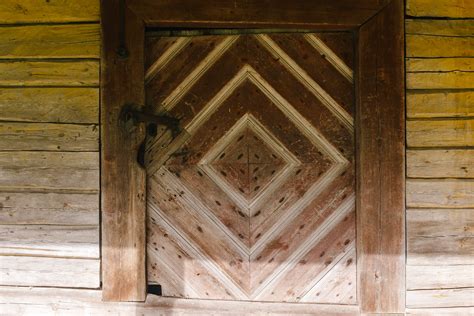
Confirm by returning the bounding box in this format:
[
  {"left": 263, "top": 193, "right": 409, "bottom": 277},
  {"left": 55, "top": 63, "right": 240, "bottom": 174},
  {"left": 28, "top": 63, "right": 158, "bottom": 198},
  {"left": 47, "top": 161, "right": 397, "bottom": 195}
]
[
  {"left": 101, "top": 0, "right": 147, "bottom": 301},
  {"left": 0, "top": 24, "right": 100, "bottom": 59},
  {"left": 407, "top": 307, "right": 474, "bottom": 316},
  {"left": 357, "top": 0, "right": 405, "bottom": 312},
  {"left": 0, "top": 256, "right": 100, "bottom": 288},
  {"left": 408, "top": 235, "right": 474, "bottom": 266},
  {"left": 407, "top": 58, "right": 474, "bottom": 89},
  {"left": 407, "top": 149, "right": 474, "bottom": 178},
  {"left": 407, "top": 179, "right": 474, "bottom": 208},
  {"left": 407, "top": 90, "right": 474, "bottom": 119},
  {"left": 406, "top": 19, "right": 474, "bottom": 37},
  {"left": 129, "top": 0, "right": 388, "bottom": 29},
  {"left": 407, "top": 119, "right": 474, "bottom": 147},
  {"left": 0, "top": 286, "right": 360, "bottom": 315},
  {"left": 406, "top": 0, "right": 474, "bottom": 18},
  {"left": 0, "top": 0, "right": 99, "bottom": 23},
  {"left": 0, "top": 152, "right": 99, "bottom": 191},
  {"left": 0, "top": 192, "right": 98, "bottom": 226},
  {"left": 407, "top": 208, "right": 474, "bottom": 237},
  {"left": 0, "top": 225, "right": 99, "bottom": 258},
  {"left": 407, "top": 208, "right": 474, "bottom": 265},
  {"left": 407, "top": 35, "right": 474, "bottom": 58},
  {"left": 407, "top": 288, "right": 474, "bottom": 308},
  {"left": 407, "top": 265, "right": 474, "bottom": 290},
  {"left": 408, "top": 71, "right": 474, "bottom": 90},
  {"left": 0, "top": 88, "right": 99, "bottom": 124},
  {"left": 0, "top": 122, "right": 99, "bottom": 151},
  {"left": 0, "top": 61, "right": 99, "bottom": 86}
]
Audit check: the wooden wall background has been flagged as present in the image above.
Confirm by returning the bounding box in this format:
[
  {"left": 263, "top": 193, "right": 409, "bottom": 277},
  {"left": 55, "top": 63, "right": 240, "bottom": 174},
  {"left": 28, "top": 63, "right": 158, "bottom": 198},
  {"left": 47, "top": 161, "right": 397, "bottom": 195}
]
[
  {"left": 405, "top": 1, "right": 474, "bottom": 314},
  {"left": 0, "top": 0, "right": 472, "bottom": 314},
  {"left": 0, "top": 0, "right": 101, "bottom": 288}
]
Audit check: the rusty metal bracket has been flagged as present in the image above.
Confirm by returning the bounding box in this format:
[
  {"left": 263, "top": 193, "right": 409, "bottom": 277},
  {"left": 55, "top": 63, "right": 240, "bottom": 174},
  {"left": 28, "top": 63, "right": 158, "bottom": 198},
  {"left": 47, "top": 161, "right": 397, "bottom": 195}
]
[{"left": 120, "top": 104, "right": 181, "bottom": 138}]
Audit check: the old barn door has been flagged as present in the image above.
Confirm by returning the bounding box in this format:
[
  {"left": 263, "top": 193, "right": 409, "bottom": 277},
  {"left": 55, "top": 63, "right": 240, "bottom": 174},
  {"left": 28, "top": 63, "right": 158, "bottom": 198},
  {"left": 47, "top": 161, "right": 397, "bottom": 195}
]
[{"left": 144, "top": 31, "right": 356, "bottom": 303}]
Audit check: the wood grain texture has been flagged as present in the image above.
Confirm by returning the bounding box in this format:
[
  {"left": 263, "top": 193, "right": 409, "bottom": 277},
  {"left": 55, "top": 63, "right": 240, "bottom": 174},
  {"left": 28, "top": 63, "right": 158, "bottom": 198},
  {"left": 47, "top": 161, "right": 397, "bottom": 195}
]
[
  {"left": 406, "top": 0, "right": 474, "bottom": 17},
  {"left": 407, "top": 90, "right": 474, "bottom": 119},
  {"left": 407, "top": 208, "right": 474, "bottom": 265},
  {"left": 0, "top": 122, "right": 99, "bottom": 151},
  {"left": 0, "top": 24, "right": 100, "bottom": 59},
  {"left": 101, "top": 0, "right": 146, "bottom": 301},
  {"left": 145, "top": 32, "right": 356, "bottom": 304},
  {"left": 0, "top": 88, "right": 99, "bottom": 124},
  {"left": 407, "top": 307, "right": 474, "bottom": 315},
  {"left": 0, "top": 61, "right": 99, "bottom": 86},
  {"left": 407, "top": 71, "right": 474, "bottom": 90},
  {"left": 407, "top": 149, "right": 474, "bottom": 178},
  {"left": 407, "top": 35, "right": 474, "bottom": 58},
  {"left": 407, "top": 57, "right": 474, "bottom": 89},
  {"left": 0, "top": 192, "right": 98, "bottom": 225},
  {"left": 0, "top": 225, "right": 99, "bottom": 258},
  {"left": 0, "top": 286, "right": 360, "bottom": 315},
  {"left": 357, "top": 0, "right": 405, "bottom": 312},
  {"left": 407, "top": 265, "right": 474, "bottom": 290},
  {"left": 407, "top": 288, "right": 474, "bottom": 308},
  {"left": 407, "top": 119, "right": 474, "bottom": 147},
  {"left": 128, "top": 0, "right": 389, "bottom": 29},
  {"left": 0, "top": 152, "right": 99, "bottom": 191},
  {"left": 406, "top": 19, "right": 474, "bottom": 37},
  {"left": 407, "top": 179, "right": 474, "bottom": 208},
  {"left": 407, "top": 209, "right": 474, "bottom": 237},
  {"left": 0, "top": 0, "right": 99, "bottom": 23},
  {"left": 0, "top": 256, "right": 100, "bottom": 288}
]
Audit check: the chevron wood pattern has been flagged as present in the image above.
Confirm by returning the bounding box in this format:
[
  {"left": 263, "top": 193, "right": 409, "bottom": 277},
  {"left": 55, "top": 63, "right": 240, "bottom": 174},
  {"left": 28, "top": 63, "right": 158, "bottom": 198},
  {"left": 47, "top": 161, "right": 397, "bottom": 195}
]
[{"left": 145, "top": 32, "right": 355, "bottom": 304}]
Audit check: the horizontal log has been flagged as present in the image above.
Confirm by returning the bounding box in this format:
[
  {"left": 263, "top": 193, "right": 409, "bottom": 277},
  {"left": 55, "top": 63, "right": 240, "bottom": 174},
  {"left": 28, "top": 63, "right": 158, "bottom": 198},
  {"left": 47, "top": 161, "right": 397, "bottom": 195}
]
[
  {"left": 407, "top": 58, "right": 474, "bottom": 72},
  {"left": 0, "top": 152, "right": 99, "bottom": 191},
  {"left": 407, "top": 58, "right": 474, "bottom": 89},
  {"left": 407, "top": 179, "right": 474, "bottom": 208},
  {"left": 407, "top": 119, "right": 474, "bottom": 147},
  {"left": 407, "top": 208, "right": 474, "bottom": 265},
  {"left": 407, "top": 208, "right": 474, "bottom": 237},
  {"left": 0, "top": 286, "right": 360, "bottom": 315},
  {"left": 0, "top": 24, "right": 100, "bottom": 58},
  {"left": 406, "top": 0, "right": 474, "bottom": 18},
  {"left": 407, "top": 90, "right": 474, "bottom": 119},
  {"left": 0, "top": 61, "right": 99, "bottom": 86},
  {"left": 407, "top": 288, "right": 474, "bottom": 308},
  {"left": 406, "top": 19, "right": 474, "bottom": 36},
  {"left": 0, "top": 192, "right": 98, "bottom": 225},
  {"left": 0, "top": 256, "right": 100, "bottom": 288},
  {"left": 407, "top": 307, "right": 474, "bottom": 316},
  {"left": 407, "top": 35, "right": 474, "bottom": 57},
  {"left": 0, "top": 88, "right": 99, "bottom": 123},
  {"left": 407, "top": 149, "right": 474, "bottom": 178},
  {"left": 408, "top": 235, "right": 474, "bottom": 266},
  {"left": 407, "top": 72, "right": 474, "bottom": 90},
  {"left": 0, "top": 225, "right": 99, "bottom": 258},
  {"left": 0, "top": 122, "right": 99, "bottom": 151},
  {"left": 0, "top": 0, "right": 99, "bottom": 23},
  {"left": 407, "top": 265, "right": 474, "bottom": 290}
]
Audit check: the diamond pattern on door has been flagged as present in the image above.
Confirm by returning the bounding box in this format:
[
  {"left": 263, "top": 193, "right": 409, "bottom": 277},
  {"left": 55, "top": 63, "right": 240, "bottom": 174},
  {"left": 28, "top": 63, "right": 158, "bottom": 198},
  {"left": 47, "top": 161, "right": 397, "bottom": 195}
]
[{"left": 145, "top": 32, "right": 356, "bottom": 304}]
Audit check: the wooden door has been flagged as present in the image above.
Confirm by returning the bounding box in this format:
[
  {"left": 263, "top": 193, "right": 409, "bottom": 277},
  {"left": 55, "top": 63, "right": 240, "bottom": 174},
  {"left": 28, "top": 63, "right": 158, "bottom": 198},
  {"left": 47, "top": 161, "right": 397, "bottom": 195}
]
[{"left": 144, "top": 31, "right": 356, "bottom": 304}]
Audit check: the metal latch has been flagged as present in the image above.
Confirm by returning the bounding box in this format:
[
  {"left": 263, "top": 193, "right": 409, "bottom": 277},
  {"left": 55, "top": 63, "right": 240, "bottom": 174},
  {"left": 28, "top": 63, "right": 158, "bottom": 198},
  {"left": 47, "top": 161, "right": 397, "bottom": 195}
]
[{"left": 120, "top": 103, "right": 181, "bottom": 138}]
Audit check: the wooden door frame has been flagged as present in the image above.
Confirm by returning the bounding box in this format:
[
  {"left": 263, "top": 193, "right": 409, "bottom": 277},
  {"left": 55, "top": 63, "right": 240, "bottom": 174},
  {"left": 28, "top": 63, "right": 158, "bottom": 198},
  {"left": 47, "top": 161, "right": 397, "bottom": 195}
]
[{"left": 101, "top": 0, "right": 405, "bottom": 313}]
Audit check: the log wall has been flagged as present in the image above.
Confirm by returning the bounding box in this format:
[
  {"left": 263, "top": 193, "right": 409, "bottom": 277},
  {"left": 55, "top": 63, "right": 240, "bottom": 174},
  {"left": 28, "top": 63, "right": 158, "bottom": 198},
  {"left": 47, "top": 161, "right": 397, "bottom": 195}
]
[
  {"left": 0, "top": 0, "right": 472, "bottom": 313},
  {"left": 405, "top": 0, "right": 474, "bottom": 314},
  {"left": 0, "top": 0, "right": 101, "bottom": 288}
]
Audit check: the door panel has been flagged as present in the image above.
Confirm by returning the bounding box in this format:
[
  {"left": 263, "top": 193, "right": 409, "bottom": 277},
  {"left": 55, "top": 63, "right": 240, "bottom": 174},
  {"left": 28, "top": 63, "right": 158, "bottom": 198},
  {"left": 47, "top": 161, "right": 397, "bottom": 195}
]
[{"left": 145, "top": 31, "right": 355, "bottom": 303}]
